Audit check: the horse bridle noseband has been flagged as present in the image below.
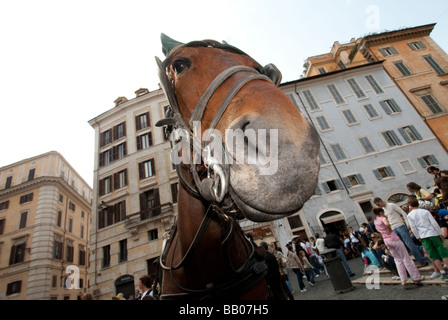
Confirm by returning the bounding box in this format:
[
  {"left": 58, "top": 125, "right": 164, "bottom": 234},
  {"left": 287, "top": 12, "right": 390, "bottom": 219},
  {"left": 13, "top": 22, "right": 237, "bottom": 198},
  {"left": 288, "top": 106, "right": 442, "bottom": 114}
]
[{"left": 155, "top": 40, "right": 281, "bottom": 299}]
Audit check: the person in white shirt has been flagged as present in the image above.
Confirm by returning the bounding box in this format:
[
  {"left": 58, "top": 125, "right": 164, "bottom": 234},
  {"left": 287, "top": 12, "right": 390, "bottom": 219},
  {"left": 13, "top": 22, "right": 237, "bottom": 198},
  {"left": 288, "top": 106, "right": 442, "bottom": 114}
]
[
  {"left": 407, "top": 198, "right": 448, "bottom": 281},
  {"left": 138, "top": 275, "right": 154, "bottom": 300},
  {"left": 374, "top": 197, "right": 428, "bottom": 268}
]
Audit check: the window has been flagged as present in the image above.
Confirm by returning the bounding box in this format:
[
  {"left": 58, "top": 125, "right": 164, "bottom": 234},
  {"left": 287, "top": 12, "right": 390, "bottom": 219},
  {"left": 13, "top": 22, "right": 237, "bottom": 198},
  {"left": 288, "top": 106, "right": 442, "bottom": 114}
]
[
  {"left": 5, "top": 176, "right": 12, "bottom": 189},
  {"left": 399, "top": 160, "right": 416, "bottom": 174},
  {"left": 100, "top": 129, "right": 112, "bottom": 148},
  {"left": 394, "top": 61, "right": 412, "bottom": 76},
  {"left": 343, "top": 174, "right": 365, "bottom": 188},
  {"left": 315, "top": 115, "right": 332, "bottom": 132},
  {"left": 338, "top": 61, "right": 346, "bottom": 70},
  {"left": 417, "top": 154, "right": 439, "bottom": 168},
  {"left": 302, "top": 90, "right": 320, "bottom": 111},
  {"left": 362, "top": 103, "right": 380, "bottom": 120},
  {"left": 358, "top": 136, "right": 376, "bottom": 154},
  {"left": 139, "top": 159, "right": 156, "bottom": 179},
  {"left": 0, "top": 218, "right": 5, "bottom": 235},
  {"left": 114, "top": 122, "right": 126, "bottom": 140},
  {"left": 66, "top": 241, "right": 74, "bottom": 263},
  {"left": 408, "top": 41, "right": 426, "bottom": 50},
  {"left": 347, "top": 78, "right": 366, "bottom": 99},
  {"left": 318, "top": 67, "right": 326, "bottom": 74},
  {"left": 318, "top": 151, "right": 328, "bottom": 165},
  {"left": 80, "top": 224, "right": 84, "bottom": 239},
  {"left": 287, "top": 215, "right": 304, "bottom": 229},
  {"left": 99, "top": 149, "right": 112, "bottom": 167},
  {"left": 54, "top": 236, "right": 63, "bottom": 260},
  {"left": 365, "top": 75, "right": 384, "bottom": 94},
  {"left": 381, "top": 130, "right": 402, "bottom": 147},
  {"left": 79, "top": 245, "right": 86, "bottom": 266},
  {"left": 99, "top": 176, "right": 112, "bottom": 196},
  {"left": 0, "top": 200, "right": 9, "bottom": 211},
  {"left": 423, "top": 56, "right": 446, "bottom": 75},
  {"left": 380, "top": 99, "right": 401, "bottom": 115},
  {"left": 330, "top": 143, "right": 347, "bottom": 161},
  {"left": 135, "top": 112, "right": 150, "bottom": 131},
  {"left": 420, "top": 94, "right": 444, "bottom": 114},
  {"left": 398, "top": 125, "right": 422, "bottom": 143},
  {"left": 28, "top": 169, "right": 35, "bottom": 181},
  {"left": 327, "top": 84, "right": 345, "bottom": 104},
  {"left": 321, "top": 179, "right": 344, "bottom": 193},
  {"left": 148, "top": 229, "right": 159, "bottom": 241},
  {"left": 6, "top": 281, "right": 21, "bottom": 296},
  {"left": 115, "top": 142, "right": 127, "bottom": 160},
  {"left": 341, "top": 109, "right": 359, "bottom": 125},
  {"left": 68, "top": 218, "right": 73, "bottom": 233},
  {"left": 171, "top": 183, "right": 178, "bottom": 204},
  {"left": 9, "top": 238, "right": 27, "bottom": 265},
  {"left": 102, "top": 245, "right": 111, "bottom": 268},
  {"left": 57, "top": 210, "right": 62, "bottom": 227},
  {"left": 119, "top": 239, "right": 128, "bottom": 263},
  {"left": 98, "top": 200, "right": 126, "bottom": 229},
  {"left": 137, "top": 132, "right": 153, "bottom": 150},
  {"left": 379, "top": 46, "right": 398, "bottom": 56},
  {"left": 69, "top": 202, "right": 75, "bottom": 211},
  {"left": 139, "top": 189, "right": 161, "bottom": 220},
  {"left": 19, "top": 212, "right": 27, "bottom": 229},
  {"left": 114, "top": 169, "right": 127, "bottom": 190},
  {"left": 373, "top": 166, "right": 395, "bottom": 180},
  {"left": 19, "top": 193, "right": 33, "bottom": 204}
]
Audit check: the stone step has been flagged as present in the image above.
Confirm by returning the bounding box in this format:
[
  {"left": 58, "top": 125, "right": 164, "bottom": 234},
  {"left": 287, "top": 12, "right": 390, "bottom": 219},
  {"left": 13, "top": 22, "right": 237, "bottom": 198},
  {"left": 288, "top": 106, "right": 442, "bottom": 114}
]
[{"left": 352, "top": 264, "right": 448, "bottom": 286}]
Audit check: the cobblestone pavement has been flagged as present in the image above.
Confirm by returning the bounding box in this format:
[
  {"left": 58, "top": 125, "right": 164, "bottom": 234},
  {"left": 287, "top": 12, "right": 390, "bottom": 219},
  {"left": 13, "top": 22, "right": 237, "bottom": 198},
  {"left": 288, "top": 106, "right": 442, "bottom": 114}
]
[{"left": 290, "top": 257, "right": 448, "bottom": 300}]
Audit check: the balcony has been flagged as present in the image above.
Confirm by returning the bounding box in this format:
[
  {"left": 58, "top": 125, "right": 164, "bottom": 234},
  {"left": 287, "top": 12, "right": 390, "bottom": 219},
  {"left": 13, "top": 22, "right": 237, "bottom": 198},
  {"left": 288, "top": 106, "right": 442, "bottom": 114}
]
[{"left": 124, "top": 202, "right": 175, "bottom": 238}]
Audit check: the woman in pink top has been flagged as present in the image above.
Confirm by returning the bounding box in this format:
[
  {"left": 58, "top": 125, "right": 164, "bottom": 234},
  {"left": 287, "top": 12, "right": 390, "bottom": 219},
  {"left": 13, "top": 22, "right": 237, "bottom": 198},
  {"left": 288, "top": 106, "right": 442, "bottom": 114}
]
[{"left": 373, "top": 207, "right": 422, "bottom": 288}]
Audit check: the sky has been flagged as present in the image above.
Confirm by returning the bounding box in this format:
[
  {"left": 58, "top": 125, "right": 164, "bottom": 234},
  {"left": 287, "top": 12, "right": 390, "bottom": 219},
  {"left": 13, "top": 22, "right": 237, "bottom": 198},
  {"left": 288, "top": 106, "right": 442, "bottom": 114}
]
[{"left": 1, "top": 0, "right": 447, "bottom": 187}]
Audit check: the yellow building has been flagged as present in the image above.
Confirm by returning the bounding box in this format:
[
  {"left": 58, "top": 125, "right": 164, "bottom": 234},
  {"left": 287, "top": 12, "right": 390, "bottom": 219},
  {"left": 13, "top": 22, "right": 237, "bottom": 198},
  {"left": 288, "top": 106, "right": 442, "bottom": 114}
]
[
  {"left": 88, "top": 87, "right": 177, "bottom": 300},
  {"left": 0, "top": 151, "right": 92, "bottom": 300},
  {"left": 304, "top": 23, "right": 448, "bottom": 153}
]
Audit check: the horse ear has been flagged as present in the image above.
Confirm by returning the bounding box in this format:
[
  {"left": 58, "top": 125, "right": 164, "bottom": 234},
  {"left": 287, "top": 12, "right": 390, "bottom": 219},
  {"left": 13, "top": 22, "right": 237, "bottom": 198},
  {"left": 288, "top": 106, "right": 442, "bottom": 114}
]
[
  {"left": 262, "top": 63, "right": 282, "bottom": 87},
  {"left": 161, "top": 33, "right": 184, "bottom": 57}
]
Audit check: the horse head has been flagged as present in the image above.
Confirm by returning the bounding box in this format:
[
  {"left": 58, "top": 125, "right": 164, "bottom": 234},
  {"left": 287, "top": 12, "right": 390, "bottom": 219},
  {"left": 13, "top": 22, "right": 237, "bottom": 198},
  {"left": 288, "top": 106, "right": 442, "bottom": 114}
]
[{"left": 156, "top": 34, "right": 320, "bottom": 222}]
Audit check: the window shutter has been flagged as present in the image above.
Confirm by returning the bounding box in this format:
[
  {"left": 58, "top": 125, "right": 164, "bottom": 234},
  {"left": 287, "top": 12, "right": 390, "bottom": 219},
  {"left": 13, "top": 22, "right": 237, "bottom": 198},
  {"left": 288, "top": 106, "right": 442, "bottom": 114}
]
[
  {"left": 373, "top": 169, "right": 382, "bottom": 180},
  {"left": 379, "top": 101, "right": 392, "bottom": 115},
  {"left": 315, "top": 186, "right": 322, "bottom": 195},
  {"left": 429, "top": 154, "right": 439, "bottom": 165},
  {"left": 390, "top": 130, "right": 402, "bottom": 145},
  {"left": 417, "top": 157, "right": 427, "bottom": 168},
  {"left": 379, "top": 48, "right": 387, "bottom": 56},
  {"left": 321, "top": 182, "right": 331, "bottom": 193},
  {"left": 390, "top": 46, "right": 398, "bottom": 54},
  {"left": 139, "top": 193, "right": 147, "bottom": 211},
  {"left": 385, "top": 166, "right": 395, "bottom": 177},
  {"left": 356, "top": 174, "right": 365, "bottom": 184},
  {"left": 136, "top": 135, "right": 142, "bottom": 150},
  {"left": 335, "top": 179, "right": 344, "bottom": 190},
  {"left": 135, "top": 115, "right": 141, "bottom": 131},
  {"left": 410, "top": 125, "right": 422, "bottom": 140},
  {"left": 398, "top": 128, "right": 412, "bottom": 143},
  {"left": 342, "top": 177, "right": 352, "bottom": 188}
]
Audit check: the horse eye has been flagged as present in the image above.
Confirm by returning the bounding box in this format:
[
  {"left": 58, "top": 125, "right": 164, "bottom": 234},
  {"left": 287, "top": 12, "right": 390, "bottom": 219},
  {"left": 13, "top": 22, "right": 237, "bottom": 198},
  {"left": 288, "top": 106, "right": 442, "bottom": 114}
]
[{"left": 172, "top": 59, "right": 190, "bottom": 75}]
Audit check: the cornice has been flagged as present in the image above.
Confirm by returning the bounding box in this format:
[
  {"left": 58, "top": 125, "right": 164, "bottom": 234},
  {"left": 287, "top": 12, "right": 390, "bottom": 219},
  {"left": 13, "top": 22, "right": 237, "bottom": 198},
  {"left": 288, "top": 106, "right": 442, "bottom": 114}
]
[{"left": 362, "top": 23, "right": 436, "bottom": 47}]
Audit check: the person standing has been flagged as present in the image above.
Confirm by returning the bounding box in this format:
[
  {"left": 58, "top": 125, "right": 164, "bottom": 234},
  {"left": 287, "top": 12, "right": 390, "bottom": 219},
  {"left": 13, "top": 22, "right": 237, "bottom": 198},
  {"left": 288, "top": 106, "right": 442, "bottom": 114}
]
[
  {"left": 323, "top": 228, "right": 355, "bottom": 277},
  {"left": 407, "top": 198, "right": 448, "bottom": 281},
  {"left": 138, "top": 275, "right": 154, "bottom": 300},
  {"left": 286, "top": 243, "right": 307, "bottom": 292},
  {"left": 373, "top": 208, "right": 422, "bottom": 288},
  {"left": 373, "top": 197, "right": 428, "bottom": 268}
]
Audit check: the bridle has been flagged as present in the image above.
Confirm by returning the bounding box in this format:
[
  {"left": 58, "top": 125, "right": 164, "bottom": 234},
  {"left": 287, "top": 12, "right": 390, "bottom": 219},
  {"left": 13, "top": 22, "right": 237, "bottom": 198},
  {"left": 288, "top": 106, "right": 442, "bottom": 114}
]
[
  {"left": 154, "top": 40, "right": 281, "bottom": 300},
  {"left": 155, "top": 40, "right": 281, "bottom": 208}
]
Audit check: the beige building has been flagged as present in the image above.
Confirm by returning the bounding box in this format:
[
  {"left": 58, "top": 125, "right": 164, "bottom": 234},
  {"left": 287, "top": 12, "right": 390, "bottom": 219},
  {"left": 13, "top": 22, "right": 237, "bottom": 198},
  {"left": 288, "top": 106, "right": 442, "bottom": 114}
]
[
  {"left": 88, "top": 88, "right": 178, "bottom": 300},
  {"left": 0, "top": 151, "right": 92, "bottom": 300}
]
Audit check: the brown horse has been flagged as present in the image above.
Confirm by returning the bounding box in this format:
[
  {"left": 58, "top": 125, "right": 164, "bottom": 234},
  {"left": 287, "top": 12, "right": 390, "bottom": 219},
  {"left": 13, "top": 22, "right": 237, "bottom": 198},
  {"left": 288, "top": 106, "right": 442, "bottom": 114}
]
[{"left": 155, "top": 34, "right": 320, "bottom": 300}]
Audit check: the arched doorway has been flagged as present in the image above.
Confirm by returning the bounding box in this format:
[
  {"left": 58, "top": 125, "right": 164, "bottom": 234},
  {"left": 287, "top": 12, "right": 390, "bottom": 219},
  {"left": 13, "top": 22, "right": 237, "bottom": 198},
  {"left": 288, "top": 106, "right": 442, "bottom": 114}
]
[
  {"left": 319, "top": 211, "right": 346, "bottom": 235},
  {"left": 114, "top": 275, "right": 134, "bottom": 300}
]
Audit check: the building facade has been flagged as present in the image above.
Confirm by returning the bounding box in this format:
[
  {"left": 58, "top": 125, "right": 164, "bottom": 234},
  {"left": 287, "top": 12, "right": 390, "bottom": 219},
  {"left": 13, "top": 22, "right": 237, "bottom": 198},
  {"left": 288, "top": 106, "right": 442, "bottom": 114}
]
[
  {"left": 304, "top": 23, "right": 448, "bottom": 153},
  {"left": 0, "top": 151, "right": 92, "bottom": 300},
  {"left": 279, "top": 61, "right": 448, "bottom": 246},
  {"left": 88, "top": 88, "right": 178, "bottom": 300}
]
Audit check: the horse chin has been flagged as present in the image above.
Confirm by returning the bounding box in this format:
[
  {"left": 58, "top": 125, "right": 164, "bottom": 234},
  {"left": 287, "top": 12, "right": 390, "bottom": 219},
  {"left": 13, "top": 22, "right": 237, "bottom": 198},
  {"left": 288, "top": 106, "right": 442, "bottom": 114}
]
[{"left": 230, "top": 188, "right": 298, "bottom": 222}]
